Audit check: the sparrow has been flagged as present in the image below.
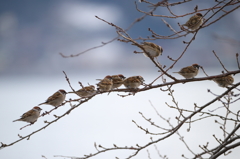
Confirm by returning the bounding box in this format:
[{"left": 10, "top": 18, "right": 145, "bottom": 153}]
[
  {"left": 111, "top": 74, "right": 126, "bottom": 89},
  {"left": 97, "top": 75, "right": 113, "bottom": 92},
  {"left": 13, "top": 106, "right": 42, "bottom": 124},
  {"left": 183, "top": 13, "right": 203, "bottom": 31},
  {"left": 173, "top": 64, "right": 200, "bottom": 79},
  {"left": 38, "top": 89, "right": 67, "bottom": 107},
  {"left": 68, "top": 85, "right": 97, "bottom": 98},
  {"left": 123, "top": 76, "right": 145, "bottom": 89},
  {"left": 213, "top": 75, "right": 234, "bottom": 87},
  {"left": 132, "top": 42, "right": 163, "bottom": 58}
]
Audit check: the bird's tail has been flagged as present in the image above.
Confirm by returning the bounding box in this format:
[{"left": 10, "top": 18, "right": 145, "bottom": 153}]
[
  {"left": 13, "top": 119, "right": 20, "bottom": 122},
  {"left": 38, "top": 102, "right": 46, "bottom": 106}
]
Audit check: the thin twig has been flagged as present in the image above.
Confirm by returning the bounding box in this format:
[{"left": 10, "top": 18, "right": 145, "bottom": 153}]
[
  {"left": 161, "top": 18, "right": 180, "bottom": 36},
  {"left": 212, "top": 50, "right": 229, "bottom": 72},
  {"left": 200, "top": 66, "right": 209, "bottom": 77},
  {"left": 236, "top": 53, "right": 240, "bottom": 69}
]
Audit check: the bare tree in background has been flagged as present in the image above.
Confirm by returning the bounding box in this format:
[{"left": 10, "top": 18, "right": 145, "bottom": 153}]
[{"left": 1, "top": 0, "right": 240, "bottom": 159}]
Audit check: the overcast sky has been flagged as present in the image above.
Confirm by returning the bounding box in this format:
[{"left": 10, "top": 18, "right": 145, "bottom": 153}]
[{"left": 0, "top": 0, "right": 239, "bottom": 76}]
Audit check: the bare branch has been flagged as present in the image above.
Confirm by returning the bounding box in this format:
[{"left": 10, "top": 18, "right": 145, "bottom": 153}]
[{"left": 212, "top": 50, "right": 229, "bottom": 72}]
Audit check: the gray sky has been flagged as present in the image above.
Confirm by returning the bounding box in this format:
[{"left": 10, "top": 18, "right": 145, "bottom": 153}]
[{"left": 0, "top": 0, "right": 239, "bottom": 76}]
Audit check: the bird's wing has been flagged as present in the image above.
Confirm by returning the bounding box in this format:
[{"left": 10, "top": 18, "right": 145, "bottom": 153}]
[
  {"left": 21, "top": 109, "right": 35, "bottom": 118},
  {"left": 46, "top": 92, "right": 61, "bottom": 102},
  {"left": 179, "top": 67, "right": 196, "bottom": 73}
]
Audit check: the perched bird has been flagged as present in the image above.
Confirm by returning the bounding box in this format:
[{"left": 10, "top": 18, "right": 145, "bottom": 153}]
[
  {"left": 123, "top": 76, "right": 145, "bottom": 89},
  {"left": 111, "top": 74, "right": 126, "bottom": 89},
  {"left": 183, "top": 13, "right": 203, "bottom": 31},
  {"left": 38, "top": 89, "right": 67, "bottom": 107},
  {"left": 173, "top": 64, "right": 200, "bottom": 79},
  {"left": 132, "top": 42, "right": 163, "bottom": 58},
  {"left": 97, "top": 75, "right": 113, "bottom": 92},
  {"left": 13, "top": 106, "right": 42, "bottom": 124},
  {"left": 213, "top": 75, "right": 234, "bottom": 87},
  {"left": 68, "top": 85, "right": 97, "bottom": 98}
]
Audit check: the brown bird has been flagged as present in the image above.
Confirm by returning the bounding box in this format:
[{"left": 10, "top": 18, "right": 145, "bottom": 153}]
[
  {"left": 183, "top": 13, "right": 203, "bottom": 31},
  {"left": 213, "top": 75, "right": 234, "bottom": 87},
  {"left": 68, "top": 85, "right": 97, "bottom": 98},
  {"left": 173, "top": 64, "right": 200, "bottom": 79},
  {"left": 132, "top": 42, "right": 163, "bottom": 58},
  {"left": 97, "top": 75, "right": 113, "bottom": 92},
  {"left": 123, "top": 76, "right": 145, "bottom": 89},
  {"left": 13, "top": 106, "right": 42, "bottom": 124},
  {"left": 38, "top": 89, "right": 67, "bottom": 107},
  {"left": 111, "top": 74, "right": 126, "bottom": 89}
]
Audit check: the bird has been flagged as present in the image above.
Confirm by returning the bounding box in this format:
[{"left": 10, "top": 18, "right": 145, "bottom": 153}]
[
  {"left": 123, "top": 76, "right": 145, "bottom": 89},
  {"left": 132, "top": 42, "right": 163, "bottom": 58},
  {"left": 213, "top": 75, "right": 234, "bottom": 87},
  {"left": 183, "top": 13, "right": 203, "bottom": 31},
  {"left": 38, "top": 89, "right": 67, "bottom": 107},
  {"left": 13, "top": 106, "right": 42, "bottom": 124},
  {"left": 68, "top": 85, "right": 97, "bottom": 98},
  {"left": 111, "top": 74, "right": 126, "bottom": 89},
  {"left": 97, "top": 75, "right": 113, "bottom": 92},
  {"left": 173, "top": 64, "right": 200, "bottom": 79}
]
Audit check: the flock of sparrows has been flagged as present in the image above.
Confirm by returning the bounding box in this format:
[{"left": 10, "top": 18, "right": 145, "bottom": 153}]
[
  {"left": 13, "top": 75, "right": 145, "bottom": 125},
  {"left": 13, "top": 13, "right": 234, "bottom": 126}
]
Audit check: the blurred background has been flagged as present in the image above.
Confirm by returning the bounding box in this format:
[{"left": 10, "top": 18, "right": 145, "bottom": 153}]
[
  {"left": 0, "top": 0, "right": 239, "bottom": 159},
  {"left": 0, "top": 0, "right": 239, "bottom": 76}
]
